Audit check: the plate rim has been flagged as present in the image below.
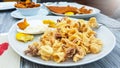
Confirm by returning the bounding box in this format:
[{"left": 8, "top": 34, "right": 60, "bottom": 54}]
[{"left": 8, "top": 16, "right": 116, "bottom": 67}]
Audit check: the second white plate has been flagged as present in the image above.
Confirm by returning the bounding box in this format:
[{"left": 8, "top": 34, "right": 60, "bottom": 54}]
[{"left": 45, "top": 2, "right": 100, "bottom": 18}]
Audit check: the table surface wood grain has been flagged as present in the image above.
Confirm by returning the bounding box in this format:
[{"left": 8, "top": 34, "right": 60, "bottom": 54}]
[{"left": 0, "top": 4, "right": 120, "bottom": 68}]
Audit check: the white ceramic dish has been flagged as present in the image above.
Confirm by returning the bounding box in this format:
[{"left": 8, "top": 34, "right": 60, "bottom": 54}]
[
  {"left": 0, "top": 2, "right": 16, "bottom": 10},
  {"left": 16, "top": 7, "right": 40, "bottom": 16},
  {"left": 11, "top": 8, "right": 49, "bottom": 19},
  {"left": 44, "top": 2, "right": 100, "bottom": 18},
  {"left": 8, "top": 16, "right": 116, "bottom": 67},
  {"left": 15, "top": 3, "right": 41, "bottom": 16}
]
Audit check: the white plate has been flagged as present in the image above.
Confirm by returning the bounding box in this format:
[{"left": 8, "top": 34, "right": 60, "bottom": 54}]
[
  {"left": 44, "top": 2, "right": 100, "bottom": 18},
  {"left": 11, "top": 8, "right": 49, "bottom": 19},
  {"left": 8, "top": 16, "right": 116, "bottom": 67},
  {"left": 0, "top": 2, "right": 16, "bottom": 10}
]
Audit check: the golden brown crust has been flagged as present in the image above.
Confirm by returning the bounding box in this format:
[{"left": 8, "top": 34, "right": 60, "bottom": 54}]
[
  {"left": 47, "top": 5, "right": 92, "bottom": 14},
  {"left": 15, "top": 2, "right": 40, "bottom": 8}
]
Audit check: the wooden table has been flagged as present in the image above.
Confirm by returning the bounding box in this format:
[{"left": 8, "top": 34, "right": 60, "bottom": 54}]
[{"left": 0, "top": 7, "right": 120, "bottom": 68}]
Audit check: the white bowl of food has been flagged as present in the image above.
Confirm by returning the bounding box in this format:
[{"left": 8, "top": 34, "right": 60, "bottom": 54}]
[{"left": 15, "top": 1, "right": 40, "bottom": 16}]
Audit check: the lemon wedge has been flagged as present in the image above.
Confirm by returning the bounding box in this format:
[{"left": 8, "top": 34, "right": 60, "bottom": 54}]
[
  {"left": 64, "top": 12, "right": 74, "bottom": 16},
  {"left": 43, "top": 20, "right": 56, "bottom": 28},
  {"left": 16, "top": 32, "right": 34, "bottom": 42}
]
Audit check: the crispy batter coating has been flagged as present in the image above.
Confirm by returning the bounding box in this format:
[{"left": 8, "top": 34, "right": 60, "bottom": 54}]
[
  {"left": 47, "top": 5, "right": 92, "bottom": 15},
  {"left": 15, "top": 1, "right": 40, "bottom": 8}
]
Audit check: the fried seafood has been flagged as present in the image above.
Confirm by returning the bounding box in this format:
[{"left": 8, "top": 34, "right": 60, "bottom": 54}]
[
  {"left": 15, "top": 1, "right": 40, "bottom": 8},
  {"left": 47, "top": 5, "right": 93, "bottom": 15},
  {"left": 24, "top": 17, "right": 103, "bottom": 63}
]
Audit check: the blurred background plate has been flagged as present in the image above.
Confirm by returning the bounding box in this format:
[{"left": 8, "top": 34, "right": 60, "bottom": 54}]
[
  {"left": 44, "top": 2, "right": 100, "bottom": 18},
  {"left": 0, "top": 2, "right": 16, "bottom": 10}
]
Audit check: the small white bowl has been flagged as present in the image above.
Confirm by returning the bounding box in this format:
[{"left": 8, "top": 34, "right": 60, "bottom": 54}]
[{"left": 16, "top": 6, "right": 40, "bottom": 16}]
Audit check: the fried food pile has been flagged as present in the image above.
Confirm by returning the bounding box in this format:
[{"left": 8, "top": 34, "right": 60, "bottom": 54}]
[
  {"left": 47, "top": 5, "right": 93, "bottom": 15},
  {"left": 24, "top": 17, "right": 103, "bottom": 63},
  {"left": 15, "top": 1, "right": 40, "bottom": 8}
]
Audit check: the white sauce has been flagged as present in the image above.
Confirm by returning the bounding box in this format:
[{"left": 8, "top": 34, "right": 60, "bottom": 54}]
[{"left": 17, "top": 20, "right": 48, "bottom": 34}]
